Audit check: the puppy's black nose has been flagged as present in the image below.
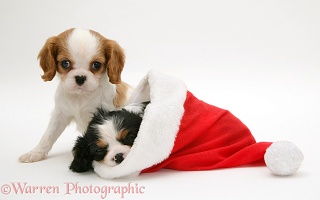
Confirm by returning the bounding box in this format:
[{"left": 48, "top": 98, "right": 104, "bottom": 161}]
[
  {"left": 114, "top": 153, "right": 124, "bottom": 164},
  {"left": 75, "top": 76, "right": 86, "bottom": 86}
]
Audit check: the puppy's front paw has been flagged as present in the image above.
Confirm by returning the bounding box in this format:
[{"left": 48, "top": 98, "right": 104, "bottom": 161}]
[{"left": 18, "top": 150, "right": 47, "bottom": 163}]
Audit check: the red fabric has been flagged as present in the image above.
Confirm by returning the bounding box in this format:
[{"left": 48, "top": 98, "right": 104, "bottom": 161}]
[{"left": 143, "top": 91, "right": 272, "bottom": 173}]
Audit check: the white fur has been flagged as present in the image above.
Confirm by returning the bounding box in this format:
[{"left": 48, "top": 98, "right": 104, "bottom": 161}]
[
  {"left": 98, "top": 118, "right": 120, "bottom": 140},
  {"left": 122, "top": 103, "right": 147, "bottom": 117},
  {"left": 19, "top": 29, "right": 127, "bottom": 163},
  {"left": 93, "top": 70, "right": 187, "bottom": 179},
  {"left": 68, "top": 29, "right": 99, "bottom": 67}
]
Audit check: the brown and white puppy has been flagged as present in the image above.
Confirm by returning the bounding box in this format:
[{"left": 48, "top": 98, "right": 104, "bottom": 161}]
[{"left": 19, "top": 28, "right": 131, "bottom": 163}]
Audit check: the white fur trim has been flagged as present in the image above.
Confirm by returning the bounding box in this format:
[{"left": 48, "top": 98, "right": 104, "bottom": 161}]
[
  {"left": 93, "top": 70, "right": 187, "bottom": 179},
  {"left": 264, "top": 141, "right": 304, "bottom": 176}
]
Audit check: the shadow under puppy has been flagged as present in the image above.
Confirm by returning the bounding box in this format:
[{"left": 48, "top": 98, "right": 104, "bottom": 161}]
[{"left": 70, "top": 102, "right": 149, "bottom": 173}]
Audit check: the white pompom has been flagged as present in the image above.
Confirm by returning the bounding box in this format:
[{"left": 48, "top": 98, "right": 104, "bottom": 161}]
[{"left": 264, "top": 141, "right": 304, "bottom": 176}]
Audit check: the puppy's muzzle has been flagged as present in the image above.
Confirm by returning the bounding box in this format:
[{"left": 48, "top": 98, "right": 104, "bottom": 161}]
[
  {"left": 75, "top": 75, "right": 86, "bottom": 86},
  {"left": 106, "top": 145, "right": 131, "bottom": 166}
]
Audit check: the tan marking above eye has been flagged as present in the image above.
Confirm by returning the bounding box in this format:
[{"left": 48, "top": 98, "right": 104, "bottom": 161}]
[
  {"left": 117, "top": 129, "right": 129, "bottom": 140},
  {"left": 96, "top": 139, "right": 108, "bottom": 148}
]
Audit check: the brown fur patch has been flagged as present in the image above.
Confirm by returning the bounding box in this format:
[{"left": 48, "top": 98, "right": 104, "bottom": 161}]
[
  {"left": 96, "top": 139, "right": 108, "bottom": 148},
  {"left": 38, "top": 28, "right": 74, "bottom": 81},
  {"left": 104, "top": 40, "right": 125, "bottom": 84},
  {"left": 116, "top": 129, "right": 129, "bottom": 141},
  {"left": 113, "top": 82, "right": 130, "bottom": 108},
  {"left": 90, "top": 30, "right": 125, "bottom": 84}
]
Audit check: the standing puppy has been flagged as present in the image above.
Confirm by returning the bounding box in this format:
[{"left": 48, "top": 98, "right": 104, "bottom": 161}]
[{"left": 19, "top": 28, "right": 131, "bottom": 163}]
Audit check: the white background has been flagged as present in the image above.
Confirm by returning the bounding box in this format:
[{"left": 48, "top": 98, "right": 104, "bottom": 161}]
[{"left": 1, "top": 0, "right": 319, "bottom": 199}]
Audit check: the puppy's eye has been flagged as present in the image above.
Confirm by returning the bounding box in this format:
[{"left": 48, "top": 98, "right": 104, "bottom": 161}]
[
  {"left": 123, "top": 134, "right": 136, "bottom": 146},
  {"left": 94, "top": 148, "right": 107, "bottom": 161},
  {"left": 61, "top": 60, "right": 71, "bottom": 69},
  {"left": 92, "top": 61, "right": 102, "bottom": 71},
  {"left": 95, "top": 148, "right": 106, "bottom": 154}
]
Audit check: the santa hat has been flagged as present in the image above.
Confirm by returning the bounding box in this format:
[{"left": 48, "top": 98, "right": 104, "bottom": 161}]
[{"left": 93, "top": 70, "right": 304, "bottom": 179}]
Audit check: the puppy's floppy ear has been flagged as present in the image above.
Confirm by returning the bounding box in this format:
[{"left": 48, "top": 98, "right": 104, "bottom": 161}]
[
  {"left": 103, "top": 39, "right": 125, "bottom": 84},
  {"left": 37, "top": 37, "right": 57, "bottom": 82},
  {"left": 69, "top": 136, "right": 93, "bottom": 173}
]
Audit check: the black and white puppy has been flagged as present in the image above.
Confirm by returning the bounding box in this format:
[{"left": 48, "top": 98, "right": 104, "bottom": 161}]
[{"left": 69, "top": 102, "right": 149, "bottom": 173}]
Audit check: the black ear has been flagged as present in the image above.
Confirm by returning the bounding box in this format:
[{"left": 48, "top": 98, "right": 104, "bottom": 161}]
[{"left": 69, "top": 136, "right": 93, "bottom": 173}]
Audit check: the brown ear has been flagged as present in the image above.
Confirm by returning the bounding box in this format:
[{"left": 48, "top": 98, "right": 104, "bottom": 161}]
[
  {"left": 37, "top": 37, "right": 57, "bottom": 81},
  {"left": 104, "top": 40, "right": 125, "bottom": 84}
]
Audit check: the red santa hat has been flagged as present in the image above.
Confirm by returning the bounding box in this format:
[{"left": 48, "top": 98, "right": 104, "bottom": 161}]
[{"left": 93, "top": 70, "right": 304, "bottom": 179}]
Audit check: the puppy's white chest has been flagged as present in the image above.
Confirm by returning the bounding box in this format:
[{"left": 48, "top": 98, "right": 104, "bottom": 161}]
[
  {"left": 73, "top": 108, "right": 94, "bottom": 133},
  {"left": 56, "top": 91, "right": 104, "bottom": 133}
]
